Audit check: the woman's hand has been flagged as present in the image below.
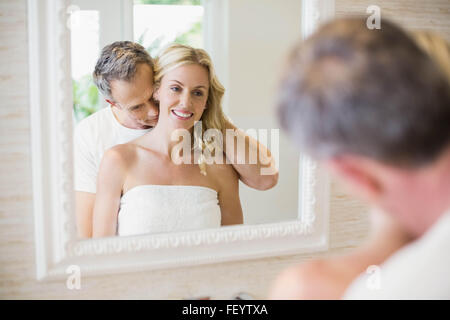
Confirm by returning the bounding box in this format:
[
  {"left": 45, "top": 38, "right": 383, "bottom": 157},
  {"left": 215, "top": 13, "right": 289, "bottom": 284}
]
[{"left": 222, "top": 118, "right": 279, "bottom": 191}]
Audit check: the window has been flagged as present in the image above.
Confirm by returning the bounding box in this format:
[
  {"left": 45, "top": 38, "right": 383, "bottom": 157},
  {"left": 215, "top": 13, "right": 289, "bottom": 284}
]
[
  {"left": 134, "top": 0, "right": 204, "bottom": 57},
  {"left": 69, "top": 8, "right": 101, "bottom": 122},
  {"left": 70, "top": 0, "right": 205, "bottom": 123}
]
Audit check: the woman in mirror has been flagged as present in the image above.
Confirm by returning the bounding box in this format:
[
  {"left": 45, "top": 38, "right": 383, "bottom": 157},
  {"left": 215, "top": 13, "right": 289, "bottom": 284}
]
[{"left": 92, "top": 44, "right": 243, "bottom": 237}]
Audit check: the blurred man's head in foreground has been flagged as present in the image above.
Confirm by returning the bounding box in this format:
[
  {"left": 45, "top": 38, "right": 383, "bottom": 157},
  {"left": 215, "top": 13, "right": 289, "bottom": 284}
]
[{"left": 277, "top": 17, "right": 450, "bottom": 237}]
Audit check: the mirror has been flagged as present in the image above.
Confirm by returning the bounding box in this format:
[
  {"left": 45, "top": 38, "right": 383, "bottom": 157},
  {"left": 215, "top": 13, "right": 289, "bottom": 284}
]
[
  {"left": 28, "top": 0, "right": 332, "bottom": 280},
  {"left": 70, "top": 0, "right": 301, "bottom": 235}
]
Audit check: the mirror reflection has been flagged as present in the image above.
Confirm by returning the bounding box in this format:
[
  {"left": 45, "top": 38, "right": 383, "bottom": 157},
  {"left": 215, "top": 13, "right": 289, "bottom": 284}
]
[{"left": 71, "top": 0, "right": 302, "bottom": 238}]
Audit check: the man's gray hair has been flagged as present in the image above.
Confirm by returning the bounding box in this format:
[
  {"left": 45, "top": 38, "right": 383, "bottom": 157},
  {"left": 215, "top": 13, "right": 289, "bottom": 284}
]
[
  {"left": 277, "top": 17, "right": 450, "bottom": 168},
  {"left": 93, "top": 41, "right": 154, "bottom": 100}
]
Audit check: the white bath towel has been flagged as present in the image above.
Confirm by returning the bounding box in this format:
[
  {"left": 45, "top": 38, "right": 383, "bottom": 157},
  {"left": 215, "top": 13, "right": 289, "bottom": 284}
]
[{"left": 117, "top": 185, "right": 221, "bottom": 236}]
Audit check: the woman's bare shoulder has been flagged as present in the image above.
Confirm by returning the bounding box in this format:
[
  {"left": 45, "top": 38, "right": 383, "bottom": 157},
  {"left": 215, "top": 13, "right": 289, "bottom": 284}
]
[
  {"left": 96, "top": 144, "right": 138, "bottom": 193},
  {"left": 102, "top": 143, "right": 138, "bottom": 170}
]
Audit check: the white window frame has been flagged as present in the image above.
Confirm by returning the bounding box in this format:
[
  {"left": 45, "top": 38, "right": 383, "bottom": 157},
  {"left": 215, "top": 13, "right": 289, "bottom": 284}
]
[{"left": 70, "top": 0, "right": 133, "bottom": 48}]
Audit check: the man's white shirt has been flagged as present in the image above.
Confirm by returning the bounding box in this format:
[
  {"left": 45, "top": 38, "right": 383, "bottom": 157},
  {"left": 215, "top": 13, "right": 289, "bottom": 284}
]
[{"left": 343, "top": 209, "right": 450, "bottom": 299}]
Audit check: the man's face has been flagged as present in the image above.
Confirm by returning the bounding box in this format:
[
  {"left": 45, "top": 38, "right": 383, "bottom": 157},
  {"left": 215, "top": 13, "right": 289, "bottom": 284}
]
[
  {"left": 325, "top": 155, "right": 434, "bottom": 238},
  {"left": 109, "top": 63, "right": 159, "bottom": 129}
]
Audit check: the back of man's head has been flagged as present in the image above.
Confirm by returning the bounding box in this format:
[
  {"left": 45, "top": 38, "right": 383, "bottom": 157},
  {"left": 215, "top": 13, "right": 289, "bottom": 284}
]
[{"left": 277, "top": 17, "right": 450, "bottom": 168}]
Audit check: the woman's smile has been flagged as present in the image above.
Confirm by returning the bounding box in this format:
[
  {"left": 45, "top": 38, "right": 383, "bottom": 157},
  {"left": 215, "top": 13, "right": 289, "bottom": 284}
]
[
  {"left": 155, "top": 63, "right": 209, "bottom": 128},
  {"left": 171, "top": 109, "right": 194, "bottom": 120}
]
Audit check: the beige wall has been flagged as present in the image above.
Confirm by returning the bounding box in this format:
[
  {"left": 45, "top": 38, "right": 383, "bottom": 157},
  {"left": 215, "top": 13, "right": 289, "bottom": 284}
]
[
  {"left": 226, "top": 0, "right": 303, "bottom": 225},
  {"left": 336, "top": 0, "right": 450, "bottom": 41},
  {"left": 1, "top": 0, "right": 446, "bottom": 299}
]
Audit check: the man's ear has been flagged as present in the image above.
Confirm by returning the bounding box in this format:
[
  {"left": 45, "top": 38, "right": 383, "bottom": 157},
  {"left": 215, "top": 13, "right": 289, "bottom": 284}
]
[{"left": 326, "top": 155, "right": 383, "bottom": 203}]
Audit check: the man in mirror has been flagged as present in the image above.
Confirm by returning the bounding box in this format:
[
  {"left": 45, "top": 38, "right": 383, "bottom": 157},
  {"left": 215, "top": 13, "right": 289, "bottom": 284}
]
[
  {"left": 74, "top": 41, "right": 279, "bottom": 238},
  {"left": 270, "top": 17, "right": 450, "bottom": 299}
]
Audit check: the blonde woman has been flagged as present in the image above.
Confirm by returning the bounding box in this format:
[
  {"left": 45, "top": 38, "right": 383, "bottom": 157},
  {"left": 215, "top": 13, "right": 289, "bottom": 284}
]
[{"left": 93, "top": 44, "right": 243, "bottom": 237}]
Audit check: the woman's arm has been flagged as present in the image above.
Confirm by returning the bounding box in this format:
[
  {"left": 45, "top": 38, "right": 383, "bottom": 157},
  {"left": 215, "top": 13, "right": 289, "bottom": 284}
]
[
  {"left": 214, "top": 163, "right": 244, "bottom": 226},
  {"left": 222, "top": 118, "right": 279, "bottom": 191},
  {"left": 92, "top": 147, "right": 127, "bottom": 238}
]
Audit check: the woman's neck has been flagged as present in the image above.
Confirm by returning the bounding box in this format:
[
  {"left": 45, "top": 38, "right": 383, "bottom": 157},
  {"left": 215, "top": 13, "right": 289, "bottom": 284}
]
[{"left": 144, "top": 118, "right": 194, "bottom": 158}]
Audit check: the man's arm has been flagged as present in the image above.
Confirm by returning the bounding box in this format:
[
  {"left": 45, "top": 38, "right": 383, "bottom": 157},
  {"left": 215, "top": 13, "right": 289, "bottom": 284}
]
[
  {"left": 268, "top": 209, "right": 414, "bottom": 299},
  {"left": 73, "top": 123, "right": 98, "bottom": 239},
  {"left": 75, "top": 192, "right": 96, "bottom": 238},
  {"left": 222, "top": 118, "right": 279, "bottom": 191}
]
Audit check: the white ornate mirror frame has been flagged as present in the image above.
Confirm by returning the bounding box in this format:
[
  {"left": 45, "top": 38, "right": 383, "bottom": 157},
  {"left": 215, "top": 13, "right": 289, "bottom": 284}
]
[{"left": 28, "top": 0, "right": 335, "bottom": 280}]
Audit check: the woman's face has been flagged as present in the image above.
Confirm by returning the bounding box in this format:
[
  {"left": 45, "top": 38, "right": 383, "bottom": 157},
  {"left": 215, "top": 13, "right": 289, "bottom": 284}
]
[{"left": 155, "top": 63, "right": 209, "bottom": 130}]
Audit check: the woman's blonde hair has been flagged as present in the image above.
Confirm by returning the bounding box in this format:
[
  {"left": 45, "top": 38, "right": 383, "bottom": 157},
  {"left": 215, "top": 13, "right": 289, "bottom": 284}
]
[
  {"left": 154, "top": 44, "right": 228, "bottom": 174},
  {"left": 154, "top": 43, "right": 227, "bottom": 134},
  {"left": 413, "top": 30, "right": 450, "bottom": 81}
]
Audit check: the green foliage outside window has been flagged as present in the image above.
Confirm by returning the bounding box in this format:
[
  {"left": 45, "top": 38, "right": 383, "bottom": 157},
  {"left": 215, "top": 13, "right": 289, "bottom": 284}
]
[{"left": 73, "top": 74, "right": 101, "bottom": 123}]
